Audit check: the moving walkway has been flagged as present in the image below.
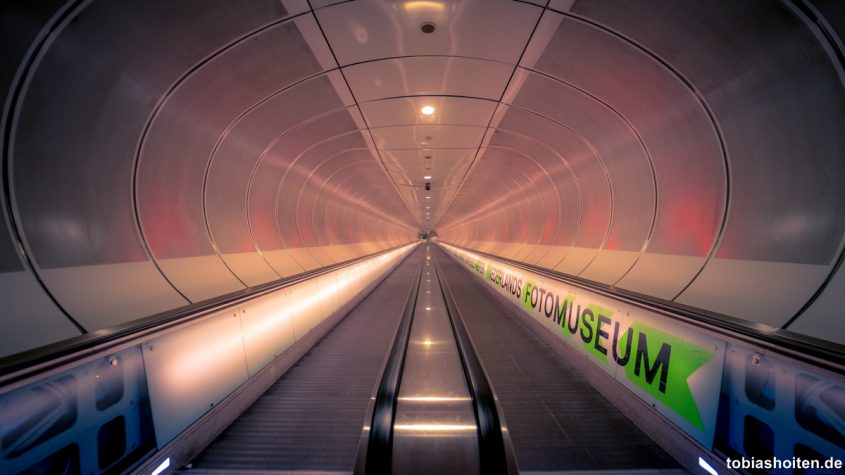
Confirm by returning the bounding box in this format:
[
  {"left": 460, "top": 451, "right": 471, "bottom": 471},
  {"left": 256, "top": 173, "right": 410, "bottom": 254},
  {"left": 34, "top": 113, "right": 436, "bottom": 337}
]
[
  {"left": 4, "top": 242, "right": 843, "bottom": 474},
  {"left": 184, "top": 243, "right": 680, "bottom": 473}
]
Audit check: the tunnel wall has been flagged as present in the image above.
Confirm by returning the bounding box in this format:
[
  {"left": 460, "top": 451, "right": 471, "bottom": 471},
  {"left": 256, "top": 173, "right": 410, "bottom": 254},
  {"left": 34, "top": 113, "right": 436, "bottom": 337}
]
[
  {"left": 2, "top": 1, "right": 843, "bottom": 358},
  {"left": 0, "top": 1, "right": 416, "bottom": 358},
  {"left": 438, "top": 0, "right": 845, "bottom": 345}
]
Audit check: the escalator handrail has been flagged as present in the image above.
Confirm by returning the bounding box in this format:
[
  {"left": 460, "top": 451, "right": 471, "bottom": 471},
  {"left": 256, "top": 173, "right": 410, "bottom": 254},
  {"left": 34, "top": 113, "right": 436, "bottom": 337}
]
[
  {"left": 362, "top": 255, "right": 424, "bottom": 474},
  {"left": 433, "top": 250, "right": 513, "bottom": 475}
]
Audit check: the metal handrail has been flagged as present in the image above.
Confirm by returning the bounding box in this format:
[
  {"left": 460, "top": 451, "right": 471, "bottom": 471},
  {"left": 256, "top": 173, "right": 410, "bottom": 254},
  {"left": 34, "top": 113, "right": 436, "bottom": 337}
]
[
  {"left": 361, "top": 254, "right": 423, "bottom": 474},
  {"left": 433, "top": 250, "right": 514, "bottom": 475}
]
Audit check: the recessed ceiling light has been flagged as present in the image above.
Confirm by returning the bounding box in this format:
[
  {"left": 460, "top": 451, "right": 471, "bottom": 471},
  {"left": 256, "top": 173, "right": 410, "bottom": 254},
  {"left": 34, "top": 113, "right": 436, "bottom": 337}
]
[
  {"left": 425, "top": 196, "right": 430, "bottom": 199},
  {"left": 421, "top": 105, "right": 435, "bottom": 116},
  {"left": 424, "top": 175, "right": 432, "bottom": 179},
  {"left": 421, "top": 22, "right": 436, "bottom": 34}
]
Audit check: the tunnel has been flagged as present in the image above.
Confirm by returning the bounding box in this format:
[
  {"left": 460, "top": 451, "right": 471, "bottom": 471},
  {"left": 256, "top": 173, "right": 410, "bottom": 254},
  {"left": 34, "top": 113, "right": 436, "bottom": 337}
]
[{"left": 1, "top": 0, "right": 844, "bottom": 473}]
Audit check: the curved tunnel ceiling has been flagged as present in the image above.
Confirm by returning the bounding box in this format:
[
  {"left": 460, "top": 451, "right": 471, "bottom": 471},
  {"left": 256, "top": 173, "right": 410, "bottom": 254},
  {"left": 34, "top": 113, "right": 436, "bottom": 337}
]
[{"left": 0, "top": 0, "right": 844, "bottom": 357}]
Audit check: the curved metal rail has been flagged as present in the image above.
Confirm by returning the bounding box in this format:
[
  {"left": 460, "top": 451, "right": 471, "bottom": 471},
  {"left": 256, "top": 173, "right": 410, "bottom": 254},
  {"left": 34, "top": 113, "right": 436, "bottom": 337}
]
[{"left": 432, "top": 249, "right": 516, "bottom": 475}]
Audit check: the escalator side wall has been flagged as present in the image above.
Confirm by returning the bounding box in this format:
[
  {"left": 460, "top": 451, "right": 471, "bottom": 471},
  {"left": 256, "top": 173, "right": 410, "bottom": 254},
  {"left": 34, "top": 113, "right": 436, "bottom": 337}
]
[{"left": 440, "top": 242, "right": 845, "bottom": 471}]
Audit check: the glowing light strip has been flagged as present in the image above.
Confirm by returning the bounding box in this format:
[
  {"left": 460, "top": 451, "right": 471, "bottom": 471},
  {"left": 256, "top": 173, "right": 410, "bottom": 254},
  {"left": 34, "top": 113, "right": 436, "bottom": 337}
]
[
  {"left": 394, "top": 423, "right": 477, "bottom": 432},
  {"left": 698, "top": 457, "right": 718, "bottom": 475},
  {"left": 403, "top": 1, "right": 446, "bottom": 13},
  {"left": 398, "top": 396, "right": 472, "bottom": 402},
  {"left": 163, "top": 247, "right": 409, "bottom": 386},
  {"left": 151, "top": 457, "right": 170, "bottom": 475},
  {"left": 241, "top": 246, "right": 408, "bottom": 341}
]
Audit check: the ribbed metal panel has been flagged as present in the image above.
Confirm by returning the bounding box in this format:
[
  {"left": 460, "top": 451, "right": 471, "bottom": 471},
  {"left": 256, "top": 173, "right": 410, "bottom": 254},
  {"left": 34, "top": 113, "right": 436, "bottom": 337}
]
[
  {"left": 435, "top": 248, "right": 681, "bottom": 472},
  {"left": 189, "top": 251, "right": 421, "bottom": 471}
]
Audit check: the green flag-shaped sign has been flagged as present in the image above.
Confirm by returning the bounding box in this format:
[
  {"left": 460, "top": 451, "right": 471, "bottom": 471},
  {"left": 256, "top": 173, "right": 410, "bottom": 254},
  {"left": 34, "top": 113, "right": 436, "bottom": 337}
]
[{"left": 624, "top": 322, "right": 714, "bottom": 430}]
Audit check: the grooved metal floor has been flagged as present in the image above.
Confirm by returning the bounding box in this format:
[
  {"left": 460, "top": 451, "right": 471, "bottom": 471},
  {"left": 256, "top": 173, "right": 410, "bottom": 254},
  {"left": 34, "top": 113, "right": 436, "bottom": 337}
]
[
  {"left": 187, "top": 249, "right": 421, "bottom": 472},
  {"left": 434, "top": 247, "right": 683, "bottom": 473}
]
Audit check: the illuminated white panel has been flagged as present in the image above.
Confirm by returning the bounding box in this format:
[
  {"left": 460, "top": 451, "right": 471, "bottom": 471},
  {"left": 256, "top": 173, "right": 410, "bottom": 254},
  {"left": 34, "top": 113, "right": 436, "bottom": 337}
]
[
  {"left": 145, "top": 243, "right": 417, "bottom": 445},
  {"left": 241, "top": 293, "right": 296, "bottom": 375},
  {"left": 144, "top": 309, "right": 249, "bottom": 445},
  {"left": 320, "top": 274, "right": 343, "bottom": 316},
  {"left": 289, "top": 277, "right": 327, "bottom": 340}
]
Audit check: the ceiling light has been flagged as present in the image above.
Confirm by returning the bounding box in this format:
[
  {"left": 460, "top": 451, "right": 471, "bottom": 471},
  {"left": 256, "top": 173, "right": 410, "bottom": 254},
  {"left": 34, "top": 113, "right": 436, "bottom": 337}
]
[
  {"left": 421, "top": 105, "right": 435, "bottom": 116},
  {"left": 405, "top": 2, "right": 445, "bottom": 13},
  {"left": 425, "top": 196, "right": 430, "bottom": 199},
  {"left": 424, "top": 175, "right": 432, "bottom": 179}
]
